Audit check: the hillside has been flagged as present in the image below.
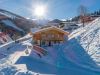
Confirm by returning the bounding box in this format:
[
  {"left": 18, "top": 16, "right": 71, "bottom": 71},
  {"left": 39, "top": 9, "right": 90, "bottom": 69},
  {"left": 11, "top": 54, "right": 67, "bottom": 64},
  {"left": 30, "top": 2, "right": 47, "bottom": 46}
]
[
  {"left": 70, "top": 17, "right": 100, "bottom": 66},
  {"left": 0, "top": 9, "right": 36, "bottom": 31}
]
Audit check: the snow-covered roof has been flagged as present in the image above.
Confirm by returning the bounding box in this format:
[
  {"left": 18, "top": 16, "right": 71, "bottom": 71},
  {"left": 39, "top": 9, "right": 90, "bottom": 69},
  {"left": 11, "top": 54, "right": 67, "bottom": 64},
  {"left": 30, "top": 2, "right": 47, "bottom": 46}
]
[
  {"left": 1, "top": 19, "right": 23, "bottom": 31},
  {"left": 31, "top": 26, "right": 69, "bottom": 35}
]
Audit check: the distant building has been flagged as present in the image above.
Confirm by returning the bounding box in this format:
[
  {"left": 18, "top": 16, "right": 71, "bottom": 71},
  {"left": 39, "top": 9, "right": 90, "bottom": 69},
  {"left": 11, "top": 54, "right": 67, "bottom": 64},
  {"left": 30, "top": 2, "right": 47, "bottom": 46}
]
[
  {"left": 79, "top": 15, "right": 100, "bottom": 24},
  {"left": 30, "top": 26, "right": 69, "bottom": 46},
  {"left": 61, "top": 21, "right": 79, "bottom": 32}
]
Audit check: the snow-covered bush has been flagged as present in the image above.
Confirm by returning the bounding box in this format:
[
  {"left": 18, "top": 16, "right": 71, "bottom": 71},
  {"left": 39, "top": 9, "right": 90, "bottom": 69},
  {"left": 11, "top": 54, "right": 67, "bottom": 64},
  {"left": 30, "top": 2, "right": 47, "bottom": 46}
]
[{"left": 0, "top": 66, "right": 17, "bottom": 75}]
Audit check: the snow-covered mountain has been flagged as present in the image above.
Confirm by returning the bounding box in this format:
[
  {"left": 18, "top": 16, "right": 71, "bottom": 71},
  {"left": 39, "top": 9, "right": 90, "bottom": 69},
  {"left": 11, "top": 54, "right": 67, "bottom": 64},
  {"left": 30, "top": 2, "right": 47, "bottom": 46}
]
[
  {"left": 32, "top": 19, "right": 49, "bottom": 25},
  {"left": 1, "top": 19, "right": 23, "bottom": 32},
  {"left": 0, "top": 18, "right": 25, "bottom": 41},
  {"left": 49, "top": 19, "right": 62, "bottom": 23},
  {"left": 0, "top": 9, "right": 36, "bottom": 31},
  {"left": 32, "top": 19, "right": 62, "bottom": 27}
]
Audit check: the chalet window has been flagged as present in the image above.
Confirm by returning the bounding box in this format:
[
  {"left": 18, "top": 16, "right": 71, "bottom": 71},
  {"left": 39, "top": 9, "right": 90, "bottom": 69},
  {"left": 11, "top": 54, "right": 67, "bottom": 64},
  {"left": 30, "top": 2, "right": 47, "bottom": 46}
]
[
  {"left": 48, "top": 34, "right": 52, "bottom": 38},
  {"left": 57, "top": 34, "right": 60, "bottom": 38},
  {"left": 42, "top": 34, "right": 45, "bottom": 37},
  {"left": 52, "top": 34, "right": 55, "bottom": 38},
  {"left": 42, "top": 34, "right": 47, "bottom": 40}
]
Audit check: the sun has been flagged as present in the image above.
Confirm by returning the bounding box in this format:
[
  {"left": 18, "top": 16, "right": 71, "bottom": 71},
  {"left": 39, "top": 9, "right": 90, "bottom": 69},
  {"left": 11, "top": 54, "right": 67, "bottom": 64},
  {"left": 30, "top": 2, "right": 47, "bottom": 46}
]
[{"left": 34, "top": 5, "right": 47, "bottom": 18}]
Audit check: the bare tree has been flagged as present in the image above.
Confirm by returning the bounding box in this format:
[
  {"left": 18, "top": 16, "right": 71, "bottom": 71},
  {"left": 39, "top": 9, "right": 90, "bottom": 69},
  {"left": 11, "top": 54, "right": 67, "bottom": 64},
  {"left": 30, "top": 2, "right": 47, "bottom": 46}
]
[{"left": 78, "top": 5, "right": 88, "bottom": 27}]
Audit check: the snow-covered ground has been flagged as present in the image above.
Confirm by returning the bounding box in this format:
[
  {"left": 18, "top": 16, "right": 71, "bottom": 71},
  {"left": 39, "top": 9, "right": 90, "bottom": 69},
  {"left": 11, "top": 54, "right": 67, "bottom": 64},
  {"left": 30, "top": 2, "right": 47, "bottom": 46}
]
[
  {"left": 0, "top": 18, "right": 100, "bottom": 75},
  {"left": 70, "top": 17, "right": 100, "bottom": 66}
]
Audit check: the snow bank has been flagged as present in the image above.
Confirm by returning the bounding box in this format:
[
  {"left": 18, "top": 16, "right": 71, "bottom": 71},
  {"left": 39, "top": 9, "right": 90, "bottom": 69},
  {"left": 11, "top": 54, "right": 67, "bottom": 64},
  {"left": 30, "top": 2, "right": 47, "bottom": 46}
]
[{"left": 71, "top": 17, "right": 100, "bottom": 66}]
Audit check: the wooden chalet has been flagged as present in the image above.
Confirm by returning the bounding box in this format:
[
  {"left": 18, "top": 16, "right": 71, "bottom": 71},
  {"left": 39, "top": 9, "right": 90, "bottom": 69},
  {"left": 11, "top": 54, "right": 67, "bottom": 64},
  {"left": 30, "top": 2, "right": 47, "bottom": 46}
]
[{"left": 31, "top": 26, "right": 69, "bottom": 46}]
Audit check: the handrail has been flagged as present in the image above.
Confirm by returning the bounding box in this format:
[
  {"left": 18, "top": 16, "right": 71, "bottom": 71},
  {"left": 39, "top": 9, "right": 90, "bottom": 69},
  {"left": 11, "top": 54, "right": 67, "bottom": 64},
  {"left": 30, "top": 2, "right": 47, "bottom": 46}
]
[{"left": 33, "top": 45, "right": 47, "bottom": 56}]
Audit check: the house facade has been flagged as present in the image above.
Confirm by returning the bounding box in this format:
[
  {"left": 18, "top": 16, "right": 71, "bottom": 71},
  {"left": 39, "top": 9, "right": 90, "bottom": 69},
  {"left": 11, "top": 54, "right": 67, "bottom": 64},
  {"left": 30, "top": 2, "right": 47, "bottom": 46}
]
[{"left": 31, "top": 26, "right": 69, "bottom": 46}]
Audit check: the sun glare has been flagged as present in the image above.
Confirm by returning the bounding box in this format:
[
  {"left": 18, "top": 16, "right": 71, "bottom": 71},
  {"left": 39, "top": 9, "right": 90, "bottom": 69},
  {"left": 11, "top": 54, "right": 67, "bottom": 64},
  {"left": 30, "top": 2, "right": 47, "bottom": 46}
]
[{"left": 34, "top": 5, "right": 47, "bottom": 18}]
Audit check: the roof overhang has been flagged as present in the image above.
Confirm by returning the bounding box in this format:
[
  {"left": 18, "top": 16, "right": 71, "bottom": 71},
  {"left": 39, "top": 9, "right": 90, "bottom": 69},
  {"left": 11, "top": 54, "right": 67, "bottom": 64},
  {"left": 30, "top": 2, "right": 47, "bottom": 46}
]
[{"left": 31, "top": 26, "right": 69, "bottom": 35}]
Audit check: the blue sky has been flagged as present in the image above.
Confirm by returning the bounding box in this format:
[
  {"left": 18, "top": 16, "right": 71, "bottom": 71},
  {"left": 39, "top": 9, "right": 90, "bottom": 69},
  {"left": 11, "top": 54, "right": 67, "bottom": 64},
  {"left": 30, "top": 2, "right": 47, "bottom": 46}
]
[{"left": 0, "top": 0, "right": 100, "bottom": 19}]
